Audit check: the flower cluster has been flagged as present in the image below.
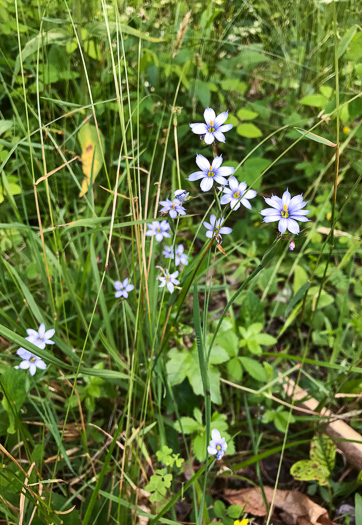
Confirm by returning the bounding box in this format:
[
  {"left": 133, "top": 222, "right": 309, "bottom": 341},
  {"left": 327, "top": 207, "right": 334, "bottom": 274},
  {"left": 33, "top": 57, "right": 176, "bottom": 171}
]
[{"left": 15, "top": 323, "right": 54, "bottom": 376}]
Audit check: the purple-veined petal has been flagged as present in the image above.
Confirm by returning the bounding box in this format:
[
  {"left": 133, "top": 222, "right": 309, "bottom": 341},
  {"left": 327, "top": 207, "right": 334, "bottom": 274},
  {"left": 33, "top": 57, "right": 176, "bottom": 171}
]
[
  {"left": 219, "top": 226, "right": 232, "bottom": 235},
  {"left": 126, "top": 284, "right": 135, "bottom": 291},
  {"left": 261, "top": 208, "right": 281, "bottom": 217},
  {"left": 171, "top": 271, "right": 179, "bottom": 279},
  {"left": 278, "top": 218, "right": 288, "bottom": 234},
  {"left": 216, "top": 166, "right": 234, "bottom": 177},
  {"left": 265, "top": 196, "right": 282, "bottom": 209},
  {"left": 188, "top": 171, "right": 205, "bottom": 181},
  {"left": 169, "top": 209, "right": 177, "bottom": 219},
  {"left": 228, "top": 176, "right": 238, "bottom": 191},
  {"left": 282, "top": 189, "right": 291, "bottom": 207},
  {"left": 262, "top": 215, "right": 281, "bottom": 223},
  {"left": 209, "top": 214, "right": 216, "bottom": 226},
  {"left": 204, "top": 132, "right": 215, "bottom": 145},
  {"left": 290, "top": 209, "right": 310, "bottom": 216},
  {"left": 17, "top": 348, "right": 31, "bottom": 359},
  {"left": 123, "top": 291, "right": 129, "bottom": 299},
  {"left": 114, "top": 281, "right": 122, "bottom": 290},
  {"left": 244, "top": 189, "right": 257, "bottom": 199},
  {"left": 214, "top": 111, "right": 228, "bottom": 127},
  {"left": 241, "top": 198, "right": 252, "bottom": 210},
  {"left": 190, "top": 123, "right": 208, "bottom": 134},
  {"left": 211, "top": 155, "right": 223, "bottom": 170},
  {"left": 203, "top": 221, "right": 211, "bottom": 230},
  {"left": 288, "top": 194, "right": 304, "bottom": 212},
  {"left": 123, "top": 278, "right": 129, "bottom": 286},
  {"left": 195, "top": 154, "right": 210, "bottom": 171},
  {"left": 167, "top": 281, "right": 175, "bottom": 293},
  {"left": 29, "top": 364, "right": 37, "bottom": 376},
  {"left": 44, "top": 329, "right": 55, "bottom": 340},
  {"left": 213, "top": 175, "right": 228, "bottom": 186},
  {"left": 211, "top": 429, "right": 221, "bottom": 441},
  {"left": 213, "top": 130, "right": 226, "bottom": 143},
  {"left": 200, "top": 177, "right": 214, "bottom": 192},
  {"left": 208, "top": 445, "right": 217, "bottom": 455},
  {"left": 230, "top": 200, "right": 241, "bottom": 211},
  {"left": 19, "top": 360, "right": 30, "bottom": 370},
  {"left": 220, "top": 194, "right": 232, "bottom": 205},
  {"left": 38, "top": 323, "right": 45, "bottom": 337},
  {"left": 26, "top": 329, "right": 38, "bottom": 338},
  {"left": 115, "top": 291, "right": 123, "bottom": 298},
  {"left": 286, "top": 218, "right": 300, "bottom": 234},
  {"left": 290, "top": 215, "right": 310, "bottom": 222},
  {"left": 218, "top": 123, "right": 233, "bottom": 132},
  {"left": 36, "top": 359, "right": 46, "bottom": 370},
  {"left": 158, "top": 279, "right": 166, "bottom": 288},
  {"left": 204, "top": 107, "right": 216, "bottom": 125},
  {"left": 155, "top": 233, "right": 163, "bottom": 242},
  {"left": 205, "top": 230, "right": 213, "bottom": 238}
]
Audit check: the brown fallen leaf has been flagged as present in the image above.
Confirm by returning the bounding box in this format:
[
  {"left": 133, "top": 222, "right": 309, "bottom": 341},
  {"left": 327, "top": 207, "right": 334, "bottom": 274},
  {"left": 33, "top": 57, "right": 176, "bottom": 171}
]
[{"left": 223, "top": 486, "right": 336, "bottom": 525}]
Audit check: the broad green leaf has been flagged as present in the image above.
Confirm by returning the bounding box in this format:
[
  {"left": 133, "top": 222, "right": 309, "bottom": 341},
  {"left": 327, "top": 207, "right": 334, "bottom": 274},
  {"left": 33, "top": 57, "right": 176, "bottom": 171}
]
[
  {"left": 236, "top": 123, "right": 262, "bottom": 138},
  {"left": 78, "top": 123, "right": 105, "bottom": 196},
  {"left": 194, "top": 79, "right": 211, "bottom": 108},
  {"left": 174, "top": 417, "right": 201, "bottom": 434},
  {"left": 295, "top": 128, "right": 337, "bottom": 147},
  {"left": 0, "top": 120, "right": 13, "bottom": 135},
  {"left": 255, "top": 333, "right": 277, "bottom": 346},
  {"left": 227, "top": 357, "right": 243, "bottom": 381},
  {"left": 274, "top": 411, "right": 295, "bottom": 433},
  {"left": 209, "top": 343, "right": 230, "bottom": 364},
  {"left": 13, "top": 29, "right": 72, "bottom": 82},
  {"left": 338, "top": 26, "right": 357, "bottom": 57},
  {"left": 299, "top": 94, "right": 328, "bottom": 108},
  {"left": 294, "top": 265, "right": 309, "bottom": 295},
  {"left": 214, "top": 500, "right": 226, "bottom": 518},
  {"left": 227, "top": 504, "right": 243, "bottom": 518},
  {"left": 310, "top": 434, "right": 336, "bottom": 473},
  {"left": 290, "top": 459, "right": 330, "bottom": 485},
  {"left": 166, "top": 348, "right": 192, "bottom": 385},
  {"left": 319, "top": 85, "right": 333, "bottom": 99},
  {"left": 347, "top": 32, "right": 362, "bottom": 60},
  {"left": 239, "top": 357, "right": 266, "bottom": 382},
  {"left": 237, "top": 108, "right": 258, "bottom": 120},
  {"left": 0, "top": 368, "right": 28, "bottom": 434}
]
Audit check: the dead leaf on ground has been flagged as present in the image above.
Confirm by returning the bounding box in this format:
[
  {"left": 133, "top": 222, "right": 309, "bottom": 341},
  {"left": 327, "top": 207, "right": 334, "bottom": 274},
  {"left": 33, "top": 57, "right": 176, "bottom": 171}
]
[{"left": 223, "top": 486, "right": 337, "bottom": 525}]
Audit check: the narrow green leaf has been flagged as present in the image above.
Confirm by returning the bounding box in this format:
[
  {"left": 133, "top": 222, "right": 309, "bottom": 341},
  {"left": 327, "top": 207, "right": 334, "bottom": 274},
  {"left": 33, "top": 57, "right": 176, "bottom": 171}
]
[
  {"left": 285, "top": 281, "right": 310, "bottom": 317},
  {"left": 295, "top": 128, "right": 337, "bottom": 147}
]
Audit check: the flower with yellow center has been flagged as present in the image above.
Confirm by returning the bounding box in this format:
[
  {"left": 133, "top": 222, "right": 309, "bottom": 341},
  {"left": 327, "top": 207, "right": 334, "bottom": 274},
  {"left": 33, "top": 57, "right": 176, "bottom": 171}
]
[
  {"left": 234, "top": 520, "right": 249, "bottom": 525},
  {"left": 188, "top": 154, "right": 234, "bottom": 192},
  {"left": 190, "top": 107, "right": 233, "bottom": 144}
]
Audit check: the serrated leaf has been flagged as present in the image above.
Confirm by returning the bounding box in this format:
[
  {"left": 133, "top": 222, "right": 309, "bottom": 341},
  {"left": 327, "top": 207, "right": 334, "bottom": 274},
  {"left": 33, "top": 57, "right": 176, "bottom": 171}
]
[
  {"left": 295, "top": 128, "right": 337, "bottom": 147},
  {"left": 236, "top": 123, "right": 262, "bottom": 138},
  {"left": 290, "top": 459, "right": 330, "bottom": 485},
  {"left": 78, "top": 123, "right": 105, "bottom": 196},
  {"left": 174, "top": 417, "right": 201, "bottom": 435},
  {"left": 299, "top": 94, "right": 328, "bottom": 108}
]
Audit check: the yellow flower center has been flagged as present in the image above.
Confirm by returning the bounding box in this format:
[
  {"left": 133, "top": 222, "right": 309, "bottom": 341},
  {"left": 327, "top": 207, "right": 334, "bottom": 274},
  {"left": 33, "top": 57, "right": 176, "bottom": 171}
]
[
  {"left": 208, "top": 126, "right": 215, "bottom": 132},
  {"left": 215, "top": 224, "right": 220, "bottom": 230},
  {"left": 172, "top": 203, "right": 176, "bottom": 209},
  {"left": 166, "top": 276, "right": 170, "bottom": 282},
  {"left": 208, "top": 169, "right": 215, "bottom": 177},
  {"left": 216, "top": 444, "right": 221, "bottom": 450},
  {"left": 281, "top": 204, "right": 289, "bottom": 218},
  {"left": 157, "top": 227, "right": 161, "bottom": 232},
  {"left": 343, "top": 126, "right": 350, "bottom": 134},
  {"left": 210, "top": 120, "right": 214, "bottom": 126},
  {"left": 30, "top": 357, "right": 36, "bottom": 363},
  {"left": 233, "top": 191, "right": 240, "bottom": 199}
]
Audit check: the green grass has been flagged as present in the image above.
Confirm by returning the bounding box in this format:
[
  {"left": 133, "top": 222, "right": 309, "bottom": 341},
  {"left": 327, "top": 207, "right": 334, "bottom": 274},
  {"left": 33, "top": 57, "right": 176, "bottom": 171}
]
[{"left": 0, "top": 1, "right": 361, "bottom": 524}]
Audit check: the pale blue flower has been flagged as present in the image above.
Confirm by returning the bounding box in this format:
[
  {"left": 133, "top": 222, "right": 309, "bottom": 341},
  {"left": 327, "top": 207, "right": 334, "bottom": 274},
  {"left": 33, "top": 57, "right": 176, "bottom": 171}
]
[
  {"left": 289, "top": 240, "right": 296, "bottom": 251},
  {"left": 114, "top": 278, "right": 134, "bottom": 299},
  {"left": 260, "top": 189, "right": 310, "bottom": 234},
  {"left": 188, "top": 154, "right": 234, "bottom": 192},
  {"left": 175, "top": 244, "right": 188, "bottom": 266},
  {"left": 162, "top": 246, "right": 174, "bottom": 259},
  {"left": 190, "top": 107, "right": 233, "bottom": 144},
  {"left": 174, "top": 189, "right": 189, "bottom": 203},
  {"left": 159, "top": 198, "right": 186, "bottom": 219},
  {"left": 26, "top": 323, "right": 55, "bottom": 350},
  {"left": 203, "top": 214, "right": 232, "bottom": 241},
  {"left": 158, "top": 270, "right": 180, "bottom": 293},
  {"left": 220, "top": 176, "right": 257, "bottom": 211},
  {"left": 146, "top": 220, "right": 171, "bottom": 242},
  {"left": 15, "top": 348, "right": 46, "bottom": 376},
  {"left": 208, "top": 429, "right": 227, "bottom": 460}
]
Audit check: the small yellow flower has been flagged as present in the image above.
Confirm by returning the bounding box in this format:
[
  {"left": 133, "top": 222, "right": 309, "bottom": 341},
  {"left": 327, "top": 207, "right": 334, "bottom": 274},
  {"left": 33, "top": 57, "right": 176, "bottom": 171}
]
[
  {"left": 326, "top": 212, "right": 332, "bottom": 220},
  {"left": 343, "top": 126, "right": 350, "bottom": 134},
  {"left": 253, "top": 221, "right": 260, "bottom": 227},
  {"left": 234, "top": 520, "right": 249, "bottom": 525}
]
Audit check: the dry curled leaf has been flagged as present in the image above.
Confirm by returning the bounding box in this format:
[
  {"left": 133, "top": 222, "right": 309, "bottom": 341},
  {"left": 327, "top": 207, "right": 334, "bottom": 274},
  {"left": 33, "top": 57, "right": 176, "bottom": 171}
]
[{"left": 223, "top": 486, "right": 337, "bottom": 525}]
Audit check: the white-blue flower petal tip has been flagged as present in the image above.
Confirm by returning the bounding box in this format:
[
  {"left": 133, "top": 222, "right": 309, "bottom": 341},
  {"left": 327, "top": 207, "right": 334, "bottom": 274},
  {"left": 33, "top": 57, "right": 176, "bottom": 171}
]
[
  {"left": 188, "top": 154, "right": 234, "bottom": 192},
  {"left": 220, "top": 176, "right": 257, "bottom": 211},
  {"left": 145, "top": 220, "right": 171, "bottom": 242},
  {"left": 208, "top": 428, "right": 227, "bottom": 460},
  {"left": 190, "top": 107, "right": 233, "bottom": 144},
  {"left": 114, "top": 278, "right": 135, "bottom": 299},
  {"left": 260, "top": 189, "right": 311, "bottom": 235}
]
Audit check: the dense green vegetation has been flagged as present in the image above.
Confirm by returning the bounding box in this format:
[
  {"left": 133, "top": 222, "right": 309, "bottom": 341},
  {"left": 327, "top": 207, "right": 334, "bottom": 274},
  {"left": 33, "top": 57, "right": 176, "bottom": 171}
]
[{"left": 0, "top": 1, "right": 361, "bottom": 524}]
